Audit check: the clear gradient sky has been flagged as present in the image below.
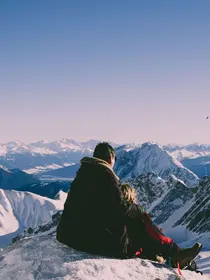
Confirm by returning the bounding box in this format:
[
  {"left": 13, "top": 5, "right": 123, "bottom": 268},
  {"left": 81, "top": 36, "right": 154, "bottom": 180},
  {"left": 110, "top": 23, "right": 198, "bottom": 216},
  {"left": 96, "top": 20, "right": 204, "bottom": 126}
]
[{"left": 1, "top": 0, "right": 210, "bottom": 144}]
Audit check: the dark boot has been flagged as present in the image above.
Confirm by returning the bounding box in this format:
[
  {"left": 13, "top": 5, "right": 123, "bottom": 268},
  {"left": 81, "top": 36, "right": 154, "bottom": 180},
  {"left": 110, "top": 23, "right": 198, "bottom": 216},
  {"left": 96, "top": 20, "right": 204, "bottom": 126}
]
[{"left": 171, "top": 243, "right": 202, "bottom": 269}]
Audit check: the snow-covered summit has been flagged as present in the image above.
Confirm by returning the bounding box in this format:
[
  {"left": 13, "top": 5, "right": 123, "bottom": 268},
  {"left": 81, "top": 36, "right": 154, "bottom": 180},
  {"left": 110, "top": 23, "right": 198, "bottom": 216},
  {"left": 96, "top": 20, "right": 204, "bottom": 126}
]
[
  {"left": 115, "top": 142, "right": 199, "bottom": 187},
  {"left": 54, "top": 190, "right": 68, "bottom": 201},
  {"left": 5, "top": 212, "right": 208, "bottom": 280}
]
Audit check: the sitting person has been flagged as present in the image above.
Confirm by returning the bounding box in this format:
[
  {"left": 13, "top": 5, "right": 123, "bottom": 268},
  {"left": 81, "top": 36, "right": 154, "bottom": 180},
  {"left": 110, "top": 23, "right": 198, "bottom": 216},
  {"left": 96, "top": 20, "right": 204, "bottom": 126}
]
[
  {"left": 120, "top": 184, "right": 202, "bottom": 268},
  {"left": 56, "top": 142, "right": 202, "bottom": 269}
]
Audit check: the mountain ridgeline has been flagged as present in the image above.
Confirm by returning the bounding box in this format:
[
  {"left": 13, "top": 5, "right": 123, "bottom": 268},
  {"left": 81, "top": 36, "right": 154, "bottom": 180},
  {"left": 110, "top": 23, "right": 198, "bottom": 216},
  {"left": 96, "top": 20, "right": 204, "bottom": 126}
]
[{"left": 0, "top": 139, "right": 210, "bottom": 178}]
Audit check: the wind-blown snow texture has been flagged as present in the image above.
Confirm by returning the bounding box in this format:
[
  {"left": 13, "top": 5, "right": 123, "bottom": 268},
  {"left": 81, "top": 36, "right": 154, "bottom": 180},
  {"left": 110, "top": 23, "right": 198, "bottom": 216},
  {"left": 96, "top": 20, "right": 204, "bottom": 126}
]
[
  {"left": 1, "top": 212, "right": 208, "bottom": 280},
  {"left": 0, "top": 189, "right": 67, "bottom": 247}
]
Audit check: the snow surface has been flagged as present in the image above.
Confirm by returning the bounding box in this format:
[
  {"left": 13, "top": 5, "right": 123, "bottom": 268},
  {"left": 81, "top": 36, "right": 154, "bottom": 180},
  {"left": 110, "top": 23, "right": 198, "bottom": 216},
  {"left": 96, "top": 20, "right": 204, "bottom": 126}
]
[
  {"left": 160, "top": 196, "right": 196, "bottom": 239},
  {"left": 0, "top": 189, "right": 67, "bottom": 247},
  {"left": 0, "top": 180, "right": 209, "bottom": 279},
  {"left": 197, "top": 251, "right": 210, "bottom": 275},
  {"left": 0, "top": 232, "right": 209, "bottom": 280}
]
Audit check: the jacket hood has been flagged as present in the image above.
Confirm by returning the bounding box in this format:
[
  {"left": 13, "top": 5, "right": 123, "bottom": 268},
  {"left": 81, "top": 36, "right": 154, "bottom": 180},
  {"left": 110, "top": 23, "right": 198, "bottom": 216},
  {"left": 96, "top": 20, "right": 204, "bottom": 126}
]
[{"left": 81, "top": 157, "right": 119, "bottom": 181}]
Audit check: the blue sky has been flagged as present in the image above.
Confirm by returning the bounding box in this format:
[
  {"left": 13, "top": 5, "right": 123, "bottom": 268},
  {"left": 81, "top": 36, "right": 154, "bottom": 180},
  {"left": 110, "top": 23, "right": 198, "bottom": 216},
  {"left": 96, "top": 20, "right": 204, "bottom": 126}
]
[{"left": 1, "top": 0, "right": 210, "bottom": 144}]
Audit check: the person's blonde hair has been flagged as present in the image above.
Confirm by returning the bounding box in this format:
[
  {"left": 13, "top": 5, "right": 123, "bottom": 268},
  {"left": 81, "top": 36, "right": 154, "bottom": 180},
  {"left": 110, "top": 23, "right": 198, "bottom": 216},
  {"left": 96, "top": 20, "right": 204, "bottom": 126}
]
[{"left": 121, "top": 184, "right": 137, "bottom": 204}]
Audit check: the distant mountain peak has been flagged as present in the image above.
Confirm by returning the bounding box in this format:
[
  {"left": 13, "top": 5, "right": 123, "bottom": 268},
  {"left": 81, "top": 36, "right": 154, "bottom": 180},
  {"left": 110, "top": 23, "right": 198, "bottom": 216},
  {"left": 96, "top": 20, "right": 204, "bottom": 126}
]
[
  {"left": 115, "top": 142, "right": 199, "bottom": 187},
  {"left": 54, "top": 190, "right": 67, "bottom": 200}
]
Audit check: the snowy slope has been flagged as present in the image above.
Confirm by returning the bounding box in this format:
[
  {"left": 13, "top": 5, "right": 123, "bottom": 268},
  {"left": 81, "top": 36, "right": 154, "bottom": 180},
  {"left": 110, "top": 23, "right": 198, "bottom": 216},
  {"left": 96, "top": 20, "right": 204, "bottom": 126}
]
[
  {"left": 2, "top": 212, "right": 208, "bottom": 280},
  {"left": 127, "top": 173, "right": 195, "bottom": 230},
  {"left": 0, "top": 237, "right": 208, "bottom": 280},
  {"left": 115, "top": 142, "right": 199, "bottom": 186},
  {"left": 173, "top": 176, "right": 210, "bottom": 234},
  {"left": 126, "top": 172, "right": 169, "bottom": 210},
  {"left": 0, "top": 189, "right": 67, "bottom": 247},
  {"left": 115, "top": 170, "right": 210, "bottom": 276},
  {"left": 126, "top": 173, "right": 210, "bottom": 247}
]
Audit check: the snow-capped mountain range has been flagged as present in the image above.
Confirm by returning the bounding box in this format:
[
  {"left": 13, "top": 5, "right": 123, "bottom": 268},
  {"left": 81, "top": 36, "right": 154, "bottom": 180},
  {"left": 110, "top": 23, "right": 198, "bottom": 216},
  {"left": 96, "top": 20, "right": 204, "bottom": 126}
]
[
  {"left": 1, "top": 139, "right": 210, "bottom": 178},
  {"left": 0, "top": 139, "right": 119, "bottom": 156},
  {"left": 1, "top": 139, "right": 209, "bottom": 159},
  {"left": 1, "top": 140, "right": 208, "bottom": 202},
  {"left": 34, "top": 141, "right": 200, "bottom": 188},
  {"left": 0, "top": 189, "right": 67, "bottom": 248},
  {"left": 174, "top": 176, "right": 210, "bottom": 234},
  {"left": 0, "top": 139, "right": 117, "bottom": 174},
  {"left": 0, "top": 139, "right": 95, "bottom": 156}
]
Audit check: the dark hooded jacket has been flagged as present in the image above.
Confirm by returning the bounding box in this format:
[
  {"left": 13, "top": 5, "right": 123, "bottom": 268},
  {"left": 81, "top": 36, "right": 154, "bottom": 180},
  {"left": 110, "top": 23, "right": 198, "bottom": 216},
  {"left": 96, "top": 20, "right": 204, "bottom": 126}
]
[{"left": 56, "top": 157, "right": 144, "bottom": 258}]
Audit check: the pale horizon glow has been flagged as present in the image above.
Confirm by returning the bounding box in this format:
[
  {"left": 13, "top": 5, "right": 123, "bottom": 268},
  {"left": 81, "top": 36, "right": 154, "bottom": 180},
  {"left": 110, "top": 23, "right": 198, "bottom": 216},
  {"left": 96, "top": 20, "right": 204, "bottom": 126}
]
[{"left": 1, "top": 1, "right": 210, "bottom": 145}]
